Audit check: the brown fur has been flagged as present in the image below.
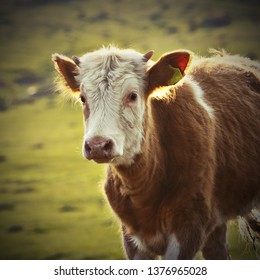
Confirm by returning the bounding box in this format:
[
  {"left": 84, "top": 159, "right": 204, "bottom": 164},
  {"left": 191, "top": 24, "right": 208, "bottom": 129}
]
[
  {"left": 52, "top": 54, "right": 80, "bottom": 92},
  {"left": 104, "top": 53, "right": 260, "bottom": 259}
]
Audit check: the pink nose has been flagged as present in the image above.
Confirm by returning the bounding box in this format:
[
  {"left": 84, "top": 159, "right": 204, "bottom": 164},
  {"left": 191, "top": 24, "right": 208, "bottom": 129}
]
[{"left": 84, "top": 137, "right": 114, "bottom": 163}]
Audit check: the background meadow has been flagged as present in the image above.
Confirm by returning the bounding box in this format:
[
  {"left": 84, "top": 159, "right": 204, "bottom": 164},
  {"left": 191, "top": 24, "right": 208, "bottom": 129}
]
[{"left": 0, "top": 0, "right": 259, "bottom": 259}]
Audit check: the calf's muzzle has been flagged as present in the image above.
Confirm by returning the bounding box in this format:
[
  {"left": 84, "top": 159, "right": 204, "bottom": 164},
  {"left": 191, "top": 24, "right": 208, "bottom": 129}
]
[{"left": 84, "top": 136, "right": 114, "bottom": 163}]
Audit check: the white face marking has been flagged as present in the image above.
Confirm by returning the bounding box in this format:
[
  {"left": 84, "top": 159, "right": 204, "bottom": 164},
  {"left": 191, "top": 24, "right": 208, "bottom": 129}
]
[
  {"left": 77, "top": 47, "right": 149, "bottom": 166},
  {"left": 185, "top": 76, "right": 214, "bottom": 119},
  {"left": 164, "top": 234, "right": 180, "bottom": 260}
]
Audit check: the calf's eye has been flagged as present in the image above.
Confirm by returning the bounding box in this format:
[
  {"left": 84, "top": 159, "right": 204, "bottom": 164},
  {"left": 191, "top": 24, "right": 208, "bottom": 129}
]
[
  {"left": 79, "top": 94, "right": 86, "bottom": 104},
  {"left": 128, "top": 92, "right": 138, "bottom": 102}
]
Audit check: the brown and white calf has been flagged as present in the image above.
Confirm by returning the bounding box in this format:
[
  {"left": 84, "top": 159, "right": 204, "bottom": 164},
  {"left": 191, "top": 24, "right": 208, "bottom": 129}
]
[{"left": 53, "top": 46, "right": 260, "bottom": 259}]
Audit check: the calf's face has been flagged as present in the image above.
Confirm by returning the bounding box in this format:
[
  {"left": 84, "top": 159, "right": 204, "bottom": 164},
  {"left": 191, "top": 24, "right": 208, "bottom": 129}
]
[
  {"left": 53, "top": 47, "right": 190, "bottom": 166},
  {"left": 79, "top": 51, "right": 151, "bottom": 166}
]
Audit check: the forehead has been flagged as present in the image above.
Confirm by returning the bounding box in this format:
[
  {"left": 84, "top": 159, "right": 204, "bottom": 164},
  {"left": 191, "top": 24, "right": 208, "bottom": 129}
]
[{"left": 78, "top": 48, "right": 147, "bottom": 92}]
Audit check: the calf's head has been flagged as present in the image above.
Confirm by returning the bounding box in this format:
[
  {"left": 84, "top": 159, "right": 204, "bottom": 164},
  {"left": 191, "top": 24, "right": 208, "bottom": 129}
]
[{"left": 53, "top": 46, "right": 190, "bottom": 166}]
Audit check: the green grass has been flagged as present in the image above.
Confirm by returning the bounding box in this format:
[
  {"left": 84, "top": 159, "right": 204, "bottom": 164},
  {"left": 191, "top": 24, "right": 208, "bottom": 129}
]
[
  {"left": 0, "top": 97, "right": 123, "bottom": 259},
  {"left": 0, "top": 0, "right": 259, "bottom": 260}
]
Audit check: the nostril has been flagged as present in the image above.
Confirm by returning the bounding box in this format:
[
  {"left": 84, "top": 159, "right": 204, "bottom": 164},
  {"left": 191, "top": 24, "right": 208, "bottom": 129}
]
[
  {"left": 84, "top": 142, "right": 92, "bottom": 157},
  {"left": 104, "top": 140, "right": 113, "bottom": 152}
]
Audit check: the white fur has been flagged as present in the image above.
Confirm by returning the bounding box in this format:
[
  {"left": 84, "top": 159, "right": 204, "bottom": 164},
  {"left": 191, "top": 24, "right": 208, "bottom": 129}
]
[
  {"left": 130, "top": 233, "right": 180, "bottom": 259},
  {"left": 164, "top": 234, "right": 180, "bottom": 260},
  {"left": 185, "top": 76, "right": 215, "bottom": 119},
  {"left": 129, "top": 235, "right": 146, "bottom": 252},
  {"left": 130, "top": 233, "right": 164, "bottom": 258},
  {"left": 77, "top": 46, "right": 149, "bottom": 166}
]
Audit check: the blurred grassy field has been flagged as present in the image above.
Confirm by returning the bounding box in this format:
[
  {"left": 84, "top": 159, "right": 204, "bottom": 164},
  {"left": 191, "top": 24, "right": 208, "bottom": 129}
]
[
  {"left": 0, "top": 0, "right": 259, "bottom": 259},
  {"left": 0, "top": 97, "right": 123, "bottom": 259}
]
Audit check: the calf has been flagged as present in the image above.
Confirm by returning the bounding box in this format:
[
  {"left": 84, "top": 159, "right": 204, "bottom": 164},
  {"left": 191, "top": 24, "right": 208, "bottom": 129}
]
[{"left": 53, "top": 46, "right": 260, "bottom": 259}]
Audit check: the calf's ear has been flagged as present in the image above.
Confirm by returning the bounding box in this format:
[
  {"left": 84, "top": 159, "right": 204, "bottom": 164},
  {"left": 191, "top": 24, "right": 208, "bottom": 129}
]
[
  {"left": 147, "top": 51, "right": 191, "bottom": 92},
  {"left": 52, "top": 54, "right": 80, "bottom": 92}
]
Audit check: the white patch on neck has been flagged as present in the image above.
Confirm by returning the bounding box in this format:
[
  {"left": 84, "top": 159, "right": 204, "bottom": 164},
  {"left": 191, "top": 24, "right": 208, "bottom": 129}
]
[{"left": 185, "top": 76, "right": 214, "bottom": 119}]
